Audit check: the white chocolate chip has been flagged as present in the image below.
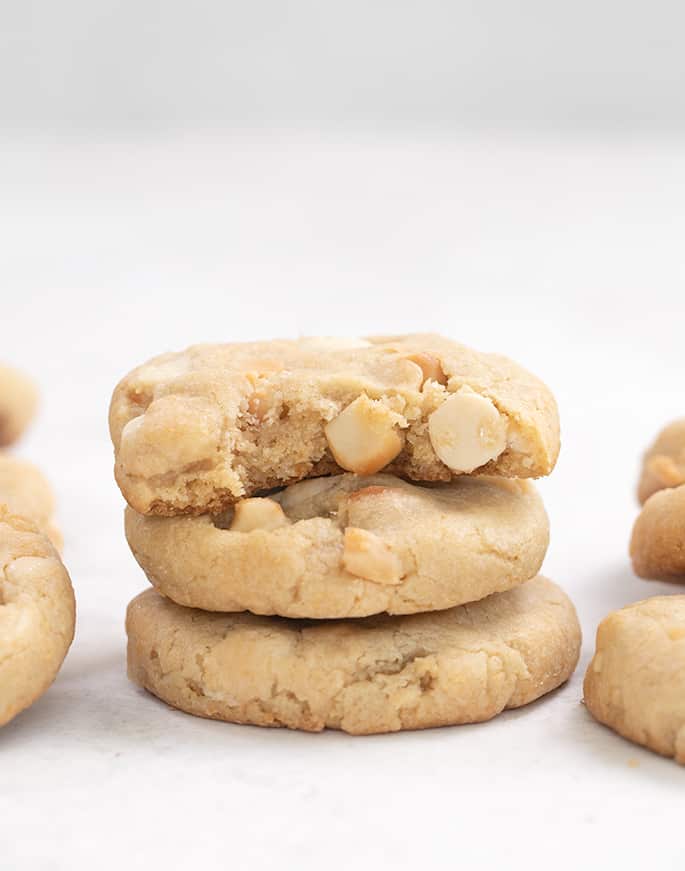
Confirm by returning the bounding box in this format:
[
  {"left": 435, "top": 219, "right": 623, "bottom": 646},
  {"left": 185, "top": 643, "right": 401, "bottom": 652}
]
[
  {"left": 428, "top": 387, "right": 506, "bottom": 473},
  {"left": 230, "top": 498, "right": 291, "bottom": 532},
  {"left": 119, "top": 397, "right": 223, "bottom": 477},
  {"left": 325, "top": 395, "right": 403, "bottom": 475},
  {"left": 405, "top": 353, "right": 447, "bottom": 386},
  {"left": 342, "top": 527, "right": 403, "bottom": 584}
]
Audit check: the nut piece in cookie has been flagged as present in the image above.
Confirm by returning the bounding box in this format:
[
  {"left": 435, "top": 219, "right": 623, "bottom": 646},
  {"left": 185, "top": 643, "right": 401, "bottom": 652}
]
[
  {"left": 119, "top": 396, "right": 223, "bottom": 479},
  {"left": 584, "top": 596, "right": 685, "bottom": 763},
  {"left": 229, "top": 498, "right": 290, "bottom": 532},
  {"left": 428, "top": 387, "right": 507, "bottom": 473},
  {"left": 325, "top": 395, "right": 403, "bottom": 475},
  {"left": 342, "top": 527, "right": 403, "bottom": 585},
  {"left": 404, "top": 353, "right": 447, "bottom": 386},
  {"left": 638, "top": 419, "right": 685, "bottom": 504}
]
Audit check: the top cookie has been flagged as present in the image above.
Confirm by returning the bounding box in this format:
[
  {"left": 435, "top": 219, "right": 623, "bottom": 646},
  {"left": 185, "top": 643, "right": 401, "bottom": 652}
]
[
  {"left": 638, "top": 419, "right": 685, "bottom": 504},
  {"left": 110, "top": 334, "right": 560, "bottom": 516},
  {"left": 0, "top": 364, "right": 38, "bottom": 447}
]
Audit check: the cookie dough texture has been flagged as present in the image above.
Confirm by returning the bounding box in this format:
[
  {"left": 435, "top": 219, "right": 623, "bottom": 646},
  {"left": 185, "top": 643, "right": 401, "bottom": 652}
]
[
  {"left": 584, "top": 596, "right": 685, "bottom": 763},
  {"left": 0, "top": 508, "right": 75, "bottom": 727},
  {"left": 125, "top": 473, "right": 550, "bottom": 618},
  {"left": 126, "top": 576, "right": 580, "bottom": 734},
  {"left": 110, "top": 334, "right": 560, "bottom": 516},
  {"left": 0, "top": 365, "right": 38, "bottom": 447},
  {"left": 630, "top": 485, "right": 685, "bottom": 580},
  {"left": 638, "top": 419, "right": 685, "bottom": 505},
  {"left": 0, "top": 454, "right": 62, "bottom": 550}
]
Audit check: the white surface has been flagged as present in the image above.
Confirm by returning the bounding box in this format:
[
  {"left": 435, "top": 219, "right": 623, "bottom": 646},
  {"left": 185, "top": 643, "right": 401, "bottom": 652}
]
[{"left": 1, "top": 133, "right": 684, "bottom": 870}]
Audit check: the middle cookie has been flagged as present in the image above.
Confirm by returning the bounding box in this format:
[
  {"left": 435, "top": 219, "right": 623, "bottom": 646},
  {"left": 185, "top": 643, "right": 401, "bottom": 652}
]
[{"left": 125, "top": 473, "right": 549, "bottom": 619}]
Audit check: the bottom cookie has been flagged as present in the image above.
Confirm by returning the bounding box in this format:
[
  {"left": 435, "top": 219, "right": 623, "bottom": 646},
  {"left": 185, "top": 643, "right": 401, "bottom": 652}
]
[
  {"left": 126, "top": 576, "right": 581, "bottom": 735},
  {"left": 584, "top": 596, "right": 685, "bottom": 763}
]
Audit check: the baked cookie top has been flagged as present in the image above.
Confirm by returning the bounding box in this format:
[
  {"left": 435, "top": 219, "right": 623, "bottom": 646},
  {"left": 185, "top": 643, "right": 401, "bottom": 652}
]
[
  {"left": 125, "top": 472, "right": 549, "bottom": 618},
  {"left": 0, "top": 507, "right": 75, "bottom": 727},
  {"left": 127, "top": 576, "right": 580, "bottom": 734},
  {"left": 0, "top": 364, "right": 38, "bottom": 447},
  {"left": 638, "top": 419, "right": 685, "bottom": 504},
  {"left": 0, "top": 453, "right": 62, "bottom": 550},
  {"left": 584, "top": 596, "right": 685, "bottom": 763},
  {"left": 110, "top": 334, "right": 560, "bottom": 515},
  {"left": 630, "top": 484, "right": 685, "bottom": 581}
]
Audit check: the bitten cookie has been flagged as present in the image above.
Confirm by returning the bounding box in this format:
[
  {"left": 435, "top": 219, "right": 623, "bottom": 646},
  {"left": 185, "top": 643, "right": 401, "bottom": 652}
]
[
  {"left": 126, "top": 576, "right": 580, "bottom": 735},
  {"left": 0, "top": 453, "right": 62, "bottom": 550},
  {"left": 630, "top": 485, "right": 685, "bottom": 580},
  {"left": 638, "top": 419, "right": 685, "bottom": 504},
  {"left": 584, "top": 596, "right": 685, "bottom": 763},
  {"left": 125, "top": 473, "right": 549, "bottom": 618},
  {"left": 0, "top": 508, "right": 75, "bottom": 727},
  {"left": 0, "top": 364, "right": 38, "bottom": 447},
  {"left": 110, "top": 334, "right": 560, "bottom": 516}
]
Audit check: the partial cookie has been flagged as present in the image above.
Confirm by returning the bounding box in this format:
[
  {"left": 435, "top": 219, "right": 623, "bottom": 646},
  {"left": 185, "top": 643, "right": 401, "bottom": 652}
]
[
  {"left": 0, "top": 364, "right": 38, "bottom": 447},
  {"left": 584, "top": 596, "right": 685, "bottom": 763},
  {"left": 638, "top": 419, "right": 685, "bottom": 504},
  {"left": 126, "top": 576, "right": 580, "bottom": 735},
  {"left": 630, "top": 485, "right": 685, "bottom": 580},
  {"left": 0, "top": 508, "right": 75, "bottom": 727},
  {"left": 0, "top": 453, "right": 62, "bottom": 550},
  {"left": 110, "top": 334, "right": 560, "bottom": 516},
  {"left": 125, "top": 473, "right": 549, "bottom": 618}
]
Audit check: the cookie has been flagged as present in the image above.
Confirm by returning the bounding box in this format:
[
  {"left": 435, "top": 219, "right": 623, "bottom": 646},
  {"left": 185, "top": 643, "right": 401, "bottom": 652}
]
[
  {"left": 109, "top": 334, "right": 560, "bottom": 516},
  {"left": 584, "top": 596, "right": 685, "bottom": 763},
  {"left": 638, "top": 419, "right": 685, "bottom": 504},
  {"left": 126, "top": 575, "right": 580, "bottom": 734},
  {"left": 0, "top": 364, "right": 38, "bottom": 447},
  {"left": 0, "top": 453, "right": 62, "bottom": 550},
  {"left": 630, "top": 485, "right": 685, "bottom": 580},
  {"left": 0, "top": 507, "right": 75, "bottom": 727},
  {"left": 125, "top": 473, "right": 549, "bottom": 618}
]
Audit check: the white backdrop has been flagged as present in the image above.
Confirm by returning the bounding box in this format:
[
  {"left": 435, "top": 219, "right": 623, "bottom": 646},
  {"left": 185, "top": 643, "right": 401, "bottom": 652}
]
[
  {"left": 1, "top": 131, "right": 684, "bottom": 869},
  {"left": 3, "top": 0, "right": 685, "bottom": 131}
]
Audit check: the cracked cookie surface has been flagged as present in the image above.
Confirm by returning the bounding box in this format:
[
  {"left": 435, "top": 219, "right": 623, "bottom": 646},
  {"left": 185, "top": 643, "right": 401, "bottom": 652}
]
[
  {"left": 126, "top": 575, "right": 580, "bottom": 734},
  {"left": 584, "top": 596, "right": 685, "bottom": 763},
  {"left": 638, "top": 419, "right": 685, "bottom": 504},
  {"left": 0, "top": 453, "right": 62, "bottom": 550},
  {"left": 630, "top": 484, "right": 685, "bottom": 581},
  {"left": 0, "top": 507, "right": 75, "bottom": 727},
  {"left": 110, "top": 334, "right": 560, "bottom": 516},
  {"left": 0, "top": 364, "right": 38, "bottom": 447},
  {"left": 125, "top": 473, "right": 549, "bottom": 618}
]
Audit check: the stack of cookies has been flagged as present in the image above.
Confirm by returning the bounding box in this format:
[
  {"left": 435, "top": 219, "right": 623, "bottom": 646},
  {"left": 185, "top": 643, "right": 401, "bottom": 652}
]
[{"left": 112, "top": 334, "right": 580, "bottom": 734}]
